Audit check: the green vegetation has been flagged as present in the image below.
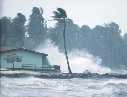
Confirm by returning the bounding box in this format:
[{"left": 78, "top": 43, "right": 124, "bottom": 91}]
[
  {"left": 27, "top": 7, "right": 45, "bottom": 48},
  {"left": 0, "top": 7, "right": 127, "bottom": 70}
]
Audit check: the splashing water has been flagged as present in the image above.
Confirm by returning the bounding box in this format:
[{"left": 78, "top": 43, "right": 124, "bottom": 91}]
[
  {"left": 36, "top": 40, "right": 111, "bottom": 74},
  {"left": 1, "top": 77, "right": 127, "bottom": 97}
]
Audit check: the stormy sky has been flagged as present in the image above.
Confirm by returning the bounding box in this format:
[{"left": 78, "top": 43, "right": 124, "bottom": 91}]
[{"left": 0, "top": 0, "right": 127, "bottom": 36}]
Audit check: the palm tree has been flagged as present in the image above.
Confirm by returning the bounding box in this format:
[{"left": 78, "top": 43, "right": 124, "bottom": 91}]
[{"left": 52, "top": 8, "right": 72, "bottom": 74}]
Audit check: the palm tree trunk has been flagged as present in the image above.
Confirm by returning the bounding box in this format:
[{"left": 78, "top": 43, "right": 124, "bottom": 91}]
[{"left": 63, "top": 20, "right": 72, "bottom": 74}]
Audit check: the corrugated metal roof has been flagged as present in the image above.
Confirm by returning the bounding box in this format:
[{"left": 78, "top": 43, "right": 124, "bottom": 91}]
[{"left": 0, "top": 47, "right": 48, "bottom": 56}]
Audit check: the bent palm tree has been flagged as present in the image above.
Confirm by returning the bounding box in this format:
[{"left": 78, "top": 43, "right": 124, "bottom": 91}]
[{"left": 52, "top": 8, "right": 72, "bottom": 74}]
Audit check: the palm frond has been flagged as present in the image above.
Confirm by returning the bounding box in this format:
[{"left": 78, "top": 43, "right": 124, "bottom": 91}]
[
  {"left": 57, "top": 8, "right": 67, "bottom": 18},
  {"left": 52, "top": 8, "right": 67, "bottom": 21},
  {"left": 53, "top": 11, "right": 61, "bottom": 18}
]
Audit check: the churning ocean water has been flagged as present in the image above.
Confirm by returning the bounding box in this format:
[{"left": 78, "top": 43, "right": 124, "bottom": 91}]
[
  {"left": 1, "top": 76, "right": 127, "bottom": 97},
  {"left": 1, "top": 41, "right": 127, "bottom": 97}
]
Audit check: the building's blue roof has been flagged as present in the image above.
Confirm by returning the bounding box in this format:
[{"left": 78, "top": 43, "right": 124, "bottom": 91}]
[{"left": 0, "top": 47, "right": 48, "bottom": 56}]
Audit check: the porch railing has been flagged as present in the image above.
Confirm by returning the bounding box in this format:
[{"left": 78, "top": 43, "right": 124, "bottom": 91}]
[{"left": 22, "top": 64, "right": 60, "bottom": 71}]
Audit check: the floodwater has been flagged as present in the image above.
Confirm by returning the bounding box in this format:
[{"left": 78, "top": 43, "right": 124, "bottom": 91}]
[{"left": 1, "top": 76, "right": 127, "bottom": 97}]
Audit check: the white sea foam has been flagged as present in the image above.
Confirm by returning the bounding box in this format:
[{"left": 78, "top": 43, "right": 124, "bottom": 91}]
[
  {"left": 1, "top": 77, "right": 127, "bottom": 97},
  {"left": 36, "top": 39, "right": 111, "bottom": 74}
]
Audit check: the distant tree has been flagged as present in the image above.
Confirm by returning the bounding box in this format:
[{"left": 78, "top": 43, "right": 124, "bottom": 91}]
[
  {"left": 47, "top": 18, "right": 80, "bottom": 52},
  {"left": 52, "top": 8, "right": 72, "bottom": 74},
  {"left": 0, "top": 16, "right": 12, "bottom": 46},
  {"left": 79, "top": 25, "right": 92, "bottom": 51},
  {"left": 65, "top": 19, "right": 80, "bottom": 51},
  {"left": 122, "top": 33, "right": 127, "bottom": 67},
  {"left": 90, "top": 22, "right": 126, "bottom": 69},
  {"left": 47, "top": 22, "right": 64, "bottom": 47},
  {"left": 123, "top": 33, "right": 127, "bottom": 44},
  {"left": 27, "top": 7, "right": 45, "bottom": 48},
  {"left": 11, "top": 13, "right": 26, "bottom": 47}
]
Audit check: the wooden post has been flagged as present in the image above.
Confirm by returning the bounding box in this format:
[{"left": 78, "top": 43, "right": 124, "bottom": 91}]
[
  {"left": 42, "top": 56, "right": 43, "bottom": 69},
  {"left": 13, "top": 61, "right": 14, "bottom": 69},
  {"left": 35, "top": 65, "right": 36, "bottom": 69}
]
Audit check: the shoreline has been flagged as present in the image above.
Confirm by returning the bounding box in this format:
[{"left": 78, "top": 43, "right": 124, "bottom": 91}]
[{"left": 1, "top": 71, "right": 127, "bottom": 79}]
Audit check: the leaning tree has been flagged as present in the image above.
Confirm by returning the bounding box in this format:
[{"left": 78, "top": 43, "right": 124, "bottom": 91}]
[
  {"left": 52, "top": 8, "right": 72, "bottom": 74},
  {"left": 11, "top": 13, "right": 26, "bottom": 47}
]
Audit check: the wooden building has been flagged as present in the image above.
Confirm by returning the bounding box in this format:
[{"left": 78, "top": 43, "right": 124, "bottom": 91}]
[{"left": 0, "top": 47, "right": 60, "bottom": 74}]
